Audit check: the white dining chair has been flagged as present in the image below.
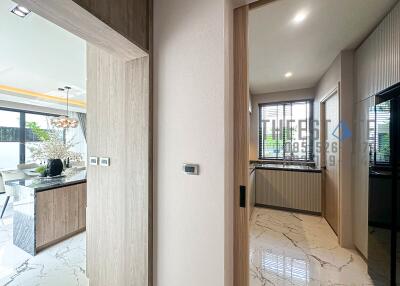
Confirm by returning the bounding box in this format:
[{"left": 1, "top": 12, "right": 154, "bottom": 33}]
[
  {"left": 0, "top": 170, "right": 29, "bottom": 218},
  {"left": 17, "top": 163, "right": 39, "bottom": 170}
]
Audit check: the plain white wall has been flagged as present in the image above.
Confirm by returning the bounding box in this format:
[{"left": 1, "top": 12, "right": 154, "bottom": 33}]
[
  {"left": 249, "top": 88, "right": 315, "bottom": 160},
  {"left": 154, "top": 0, "right": 233, "bottom": 285}
]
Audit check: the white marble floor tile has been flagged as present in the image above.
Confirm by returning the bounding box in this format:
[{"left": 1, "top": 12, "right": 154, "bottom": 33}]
[
  {"left": 250, "top": 207, "right": 375, "bottom": 286},
  {"left": 0, "top": 196, "right": 88, "bottom": 286}
]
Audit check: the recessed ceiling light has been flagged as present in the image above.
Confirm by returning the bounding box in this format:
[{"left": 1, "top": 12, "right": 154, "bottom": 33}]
[
  {"left": 10, "top": 5, "right": 31, "bottom": 18},
  {"left": 285, "top": 72, "right": 293, "bottom": 78},
  {"left": 293, "top": 10, "right": 308, "bottom": 24},
  {"left": 18, "top": 6, "right": 30, "bottom": 14}
]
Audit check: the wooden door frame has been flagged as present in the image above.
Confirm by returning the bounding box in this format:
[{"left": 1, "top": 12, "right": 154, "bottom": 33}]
[
  {"left": 13, "top": 0, "right": 153, "bottom": 285},
  {"left": 233, "top": 1, "right": 277, "bottom": 286},
  {"left": 319, "top": 83, "right": 341, "bottom": 238},
  {"left": 233, "top": 5, "right": 250, "bottom": 286},
  {"left": 233, "top": 2, "right": 348, "bottom": 285}
]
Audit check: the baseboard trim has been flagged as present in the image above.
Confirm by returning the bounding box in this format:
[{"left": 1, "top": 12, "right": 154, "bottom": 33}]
[{"left": 255, "top": 203, "right": 322, "bottom": 216}]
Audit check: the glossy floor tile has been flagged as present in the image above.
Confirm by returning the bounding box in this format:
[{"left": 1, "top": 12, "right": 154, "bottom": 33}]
[
  {"left": 250, "top": 207, "right": 374, "bottom": 286},
  {"left": 0, "top": 196, "right": 88, "bottom": 286}
]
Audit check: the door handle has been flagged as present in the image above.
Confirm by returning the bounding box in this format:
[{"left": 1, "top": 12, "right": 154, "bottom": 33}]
[{"left": 240, "top": 185, "right": 246, "bottom": 208}]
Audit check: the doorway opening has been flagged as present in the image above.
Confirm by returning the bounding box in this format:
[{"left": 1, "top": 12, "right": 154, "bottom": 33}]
[
  {"left": 233, "top": 0, "right": 398, "bottom": 285},
  {"left": 0, "top": 1, "right": 151, "bottom": 285}
]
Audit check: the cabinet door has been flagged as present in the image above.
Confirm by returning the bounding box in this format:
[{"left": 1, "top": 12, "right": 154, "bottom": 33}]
[
  {"left": 54, "top": 185, "right": 79, "bottom": 238},
  {"left": 36, "top": 190, "right": 55, "bottom": 247},
  {"left": 78, "top": 183, "right": 87, "bottom": 229}
]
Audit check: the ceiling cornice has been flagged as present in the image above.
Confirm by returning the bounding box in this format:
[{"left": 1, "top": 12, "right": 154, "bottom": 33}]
[{"left": 0, "top": 85, "right": 86, "bottom": 107}]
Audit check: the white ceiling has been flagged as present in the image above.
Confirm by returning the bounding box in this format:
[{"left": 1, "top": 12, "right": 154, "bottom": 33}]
[
  {"left": 0, "top": 0, "right": 86, "bottom": 112},
  {"left": 249, "top": 0, "right": 398, "bottom": 95}
]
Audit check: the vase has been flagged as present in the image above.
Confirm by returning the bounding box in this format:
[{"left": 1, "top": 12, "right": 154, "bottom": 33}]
[{"left": 47, "top": 159, "right": 64, "bottom": 177}]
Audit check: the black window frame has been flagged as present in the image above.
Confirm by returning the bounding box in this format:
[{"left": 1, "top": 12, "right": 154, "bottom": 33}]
[
  {"left": 0, "top": 107, "right": 62, "bottom": 164},
  {"left": 258, "top": 99, "right": 314, "bottom": 162}
]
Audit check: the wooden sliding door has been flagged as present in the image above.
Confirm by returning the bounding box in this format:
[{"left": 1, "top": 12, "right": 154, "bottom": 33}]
[{"left": 234, "top": 5, "right": 249, "bottom": 286}]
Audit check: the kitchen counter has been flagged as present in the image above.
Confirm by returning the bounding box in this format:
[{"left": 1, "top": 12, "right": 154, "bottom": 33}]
[
  {"left": 5, "top": 170, "right": 87, "bottom": 255},
  {"left": 253, "top": 163, "right": 321, "bottom": 173},
  {"left": 6, "top": 170, "right": 86, "bottom": 192},
  {"left": 251, "top": 162, "right": 322, "bottom": 214}
]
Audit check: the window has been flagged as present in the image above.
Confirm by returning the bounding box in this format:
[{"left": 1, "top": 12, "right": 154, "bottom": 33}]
[
  {"left": 0, "top": 108, "right": 64, "bottom": 169},
  {"left": 25, "top": 113, "right": 64, "bottom": 164},
  {"left": 0, "top": 109, "right": 21, "bottom": 169},
  {"left": 369, "top": 100, "right": 390, "bottom": 165},
  {"left": 259, "top": 100, "right": 313, "bottom": 161}
]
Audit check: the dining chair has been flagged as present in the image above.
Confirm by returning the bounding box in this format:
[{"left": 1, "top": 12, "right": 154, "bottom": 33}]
[
  {"left": 0, "top": 175, "right": 8, "bottom": 219},
  {"left": 17, "top": 163, "right": 39, "bottom": 170},
  {"left": 0, "top": 170, "right": 30, "bottom": 218}
]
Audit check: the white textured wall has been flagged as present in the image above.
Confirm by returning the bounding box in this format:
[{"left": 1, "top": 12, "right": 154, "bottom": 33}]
[
  {"left": 356, "top": 2, "right": 400, "bottom": 101},
  {"left": 154, "top": 0, "right": 233, "bottom": 285},
  {"left": 249, "top": 88, "right": 315, "bottom": 160},
  {"left": 353, "top": 1, "right": 400, "bottom": 258}
]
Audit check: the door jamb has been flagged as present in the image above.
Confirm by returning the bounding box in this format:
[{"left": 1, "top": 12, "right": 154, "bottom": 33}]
[
  {"left": 319, "top": 82, "right": 341, "bottom": 238},
  {"left": 233, "top": 1, "right": 278, "bottom": 286}
]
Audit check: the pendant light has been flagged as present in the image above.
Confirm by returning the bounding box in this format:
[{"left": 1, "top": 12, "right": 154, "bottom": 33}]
[{"left": 51, "top": 86, "right": 79, "bottom": 128}]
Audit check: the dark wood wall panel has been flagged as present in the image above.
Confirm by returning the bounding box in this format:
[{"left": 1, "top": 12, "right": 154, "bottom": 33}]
[{"left": 73, "top": 0, "right": 149, "bottom": 51}]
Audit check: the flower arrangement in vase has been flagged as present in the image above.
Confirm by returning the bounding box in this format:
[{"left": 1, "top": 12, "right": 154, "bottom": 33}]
[{"left": 27, "top": 131, "right": 82, "bottom": 177}]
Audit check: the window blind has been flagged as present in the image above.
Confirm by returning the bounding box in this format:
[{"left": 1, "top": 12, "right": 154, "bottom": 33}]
[{"left": 259, "top": 101, "right": 313, "bottom": 161}]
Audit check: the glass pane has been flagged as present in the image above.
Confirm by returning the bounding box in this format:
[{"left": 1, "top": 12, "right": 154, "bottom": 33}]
[
  {"left": 0, "top": 109, "right": 20, "bottom": 169},
  {"left": 261, "top": 105, "right": 284, "bottom": 159},
  {"left": 25, "top": 113, "right": 63, "bottom": 164},
  {"left": 65, "top": 124, "right": 87, "bottom": 163},
  {"left": 259, "top": 101, "right": 311, "bottom": 160},
  {"left": 369, "top": 101, "right": 391, "bottom": 165},
  {"left": 290, "top": 102, "right": 310, "bottom": 160}
]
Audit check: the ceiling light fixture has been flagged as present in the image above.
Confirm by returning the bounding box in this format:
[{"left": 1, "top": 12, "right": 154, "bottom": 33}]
[
  {"left": 285, "top": 72, "right": 293, "bottom": 78},
  {"left": 51, "top": 87, "right": 79, "bottom": 129},
  {"left": 293, "top": 10, "right": 308, "bottom": 24},
  {"left": 10, "top": 5, "right": 31, "bottom": 18}
]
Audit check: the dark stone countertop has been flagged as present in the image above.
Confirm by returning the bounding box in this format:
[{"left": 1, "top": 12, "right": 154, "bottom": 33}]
[
  {"left": 251, "top": 163, "right": 321, "bottom": 173},
  {"left": 5, "top": 170, "right": 86, "bottom": 192}
]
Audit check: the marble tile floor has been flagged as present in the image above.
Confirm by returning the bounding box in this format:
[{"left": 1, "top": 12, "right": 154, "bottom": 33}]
[
  {"left": 250, "top": 207, "right": 375, "bottom": 286},
  {"left": 0, "top": 197, "right": 378, "bottom": 285},
  {"left": 0, "top": 195, "right": 88, "bottom": 286}
]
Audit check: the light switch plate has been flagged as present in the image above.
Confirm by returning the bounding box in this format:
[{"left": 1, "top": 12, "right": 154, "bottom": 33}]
[
  {"left": 182, "top": 163, "right": 199, "bottom": 175},
  {"left": 89, "top": 157, "right": 98, "bottom": 166},
  {"left": 100, "top": 157, "right": 110, "bottom": 167}
]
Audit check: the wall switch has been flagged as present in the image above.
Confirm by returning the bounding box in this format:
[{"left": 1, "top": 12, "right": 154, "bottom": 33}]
[
  {"left": 183, "top": 163, "right": 199, "bottom": 175},
  {"left": 100, "top": 157, "right": 110, "bottom": 167},
  {"left": 89, "top": 157, "right": 98, "bottom": 166}
]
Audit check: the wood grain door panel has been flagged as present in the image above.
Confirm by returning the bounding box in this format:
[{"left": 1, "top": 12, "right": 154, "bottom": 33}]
[
  {"left": 86, "top": 45, "right": 149, "bottom": 286},
  {"left": 324, "top": 93, "right": 339, "bottom": 234},
  {"left": 234, "top": 6, "right": 249, "bottom": 286}
]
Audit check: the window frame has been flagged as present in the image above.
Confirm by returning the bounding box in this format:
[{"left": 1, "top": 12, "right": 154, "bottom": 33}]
[
  {"left": 258, "top": 99, "right": 314, "bottom": 162},
  {"left": 0, "top": 107, "right": 62, "bottom": 164}
]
